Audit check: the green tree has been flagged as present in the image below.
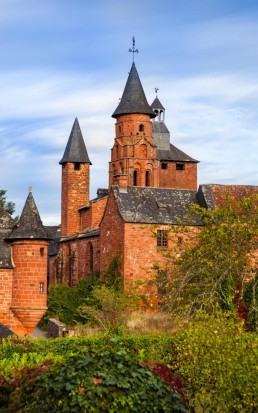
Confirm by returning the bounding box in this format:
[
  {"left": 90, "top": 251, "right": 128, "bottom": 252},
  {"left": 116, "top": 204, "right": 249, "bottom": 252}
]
[
  {"left": 0, "top": 188, "right": 15, "bottom": 215},
  {"left": 156, "top": 195, "right": 258, "bottom": 318}
]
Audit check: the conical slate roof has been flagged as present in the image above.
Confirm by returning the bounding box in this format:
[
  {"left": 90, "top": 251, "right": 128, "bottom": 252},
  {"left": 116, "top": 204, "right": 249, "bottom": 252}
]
[
  {"left": 112, "top": 62, "right": 155, "bottom": 119},
  {"left": 151, "top": 97, "right": 165, "bottom": 110},
  {"left": 7, "top": 191, "right": 52, "bottom": 240},
  {"left": 59, "top": 118, "right": 91, "bottom": 165}
]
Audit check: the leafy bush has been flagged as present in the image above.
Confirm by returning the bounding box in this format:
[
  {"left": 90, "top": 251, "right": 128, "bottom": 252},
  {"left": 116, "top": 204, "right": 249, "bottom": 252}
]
[
  {"left": 171, "top": 312, "right": 258, "bottom": 412},
  {"left": 243, "top": 273, "right": 258, "bottom": 331},
  {"left": 6, "top": 349, "right": 186, "bottom": 413},
  {"left": 78, "top": 285, "right": 139, "bottom": 333},
  {"left": 42, "top": 275, "right": 101, "bottom": 326}
]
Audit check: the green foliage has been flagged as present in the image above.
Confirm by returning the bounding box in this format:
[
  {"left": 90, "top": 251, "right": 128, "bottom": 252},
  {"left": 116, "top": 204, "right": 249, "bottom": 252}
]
[
  {"left": 42, "top": 275, "right": 102, "bottom": 326},
  {"left": 78, "top": 285, "right": 139, "bottom": 334},
  {"left": 0, "top": 188, "right": 15, "bottom": 215},
  {"left": 103, "top": 255, "right": 123, "bottom": 290},
  {"left": 1, "top": 326, "right": 258, "bottom": 412},
  {"left": 171, "top": 311, "right": 258, "bottom": 412},
  {"left": 4, "top": 348, "right": 186, "bottom": 413},
  {"left": 155, "top": 195, "right": 258, "bottom": 317},
  {"left": 243, "top": 273, "right": 258, "bottom": 331}
]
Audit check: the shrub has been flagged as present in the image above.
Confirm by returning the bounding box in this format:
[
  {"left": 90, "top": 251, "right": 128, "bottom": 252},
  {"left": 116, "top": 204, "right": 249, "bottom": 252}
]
[
  {"left": 7, "top": 349, "right": 186, "bottom": 413},
  {"left": 171, "top": 311, "right": 258, "bottom": 412},
  {"left": 78, "top": 285, "right": 139, "bottom": 333}
]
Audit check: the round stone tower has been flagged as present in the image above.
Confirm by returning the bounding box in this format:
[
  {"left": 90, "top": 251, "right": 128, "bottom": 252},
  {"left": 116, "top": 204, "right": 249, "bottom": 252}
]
[{"left": 7, "top": 189, "right": 51, "bottom": 335}]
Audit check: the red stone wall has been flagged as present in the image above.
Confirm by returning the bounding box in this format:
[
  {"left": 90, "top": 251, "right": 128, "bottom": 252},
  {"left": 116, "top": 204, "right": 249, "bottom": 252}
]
[
  {"left": 61, "top": 162, "right": 90, "bottom": 237},
  {"left": 109, "top": 114, "right": 159, "bottom": 189},
  {"left": 0, "top": 268, "right": 27, "bottom": 336},
  {"left": 100, "top": 190, "right": 124, "bottom": 277},
  {"left": 80, "top": 197, "right": 107, "bottom": 231},
  {"left": 53, "top": 235, "right": 100, "bottom": 286},
  {"left": 159, "top": 162, "right": 197, "bottom": 191},
  {"left": 10, "top": 240, "right": 48, "bottom": 334},
  {"left": 77, "top": 236, "right": 100, "bottom": 278}
]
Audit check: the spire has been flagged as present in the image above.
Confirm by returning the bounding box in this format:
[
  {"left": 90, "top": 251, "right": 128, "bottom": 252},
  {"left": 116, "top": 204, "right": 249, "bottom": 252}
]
[
  {"left": 7, "top": 191, "right": 51, "bottom": 240},
  {"left": 59, "top": 118, "right": 91, "bottom": 165},
  {"left": 151, "top": 97, "right": 165, "bottom": 111},
  {"left": 112, "top": 62, "right": 155, "bottom": 119}
]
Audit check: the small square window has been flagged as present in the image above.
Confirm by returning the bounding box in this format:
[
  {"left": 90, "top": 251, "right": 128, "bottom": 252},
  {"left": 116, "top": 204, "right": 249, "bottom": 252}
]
[
  {"left": 157, "top": 230, "right": 168, "bottom": 248},
  {"left": 74, "top": 163, "right": 81, "bottom": 170},
  {"left": 161, "top": 163, "right": 168, "bottom": 170},
  {"left": 176, "top": 163, "right": 185, "bottom": 171}
]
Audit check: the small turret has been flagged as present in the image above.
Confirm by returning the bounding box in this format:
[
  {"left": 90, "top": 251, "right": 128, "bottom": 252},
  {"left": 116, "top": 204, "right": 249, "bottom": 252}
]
[
  {"left": 7, "top": 189, "right": 51, "bottom": 335},
  {"left": 60, "top": 118, "right": 91, "bottom": 237}
]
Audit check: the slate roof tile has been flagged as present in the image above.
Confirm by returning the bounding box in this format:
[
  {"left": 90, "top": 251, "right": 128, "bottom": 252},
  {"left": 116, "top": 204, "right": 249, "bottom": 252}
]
[{"left": 113, "top": 186, "right": 202, "bottom": 225}]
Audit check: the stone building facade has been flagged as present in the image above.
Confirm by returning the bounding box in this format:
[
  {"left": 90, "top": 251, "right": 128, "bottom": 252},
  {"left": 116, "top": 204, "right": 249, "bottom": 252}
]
[
  {"left": 49, "top": 61, "right": 258, "bottom": 292},
  {"left": 1, "top": 59, "right": 258, "bottom": 336}
]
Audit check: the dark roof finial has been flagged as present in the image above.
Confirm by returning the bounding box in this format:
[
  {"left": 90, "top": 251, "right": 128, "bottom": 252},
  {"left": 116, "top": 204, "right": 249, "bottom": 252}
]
[
  {"left": 155, "top": 87, "right": 159, "bottom": 97},
  {"left": 129, "top": 36, "right": 138, "bottom": 62}
]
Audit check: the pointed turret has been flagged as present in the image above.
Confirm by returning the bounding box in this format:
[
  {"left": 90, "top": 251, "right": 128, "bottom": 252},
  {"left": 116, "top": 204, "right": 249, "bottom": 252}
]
[
  {"left": 60, "top": 119, "right": 91, "bottom": 237},
  {"left": 8, "top": 189, "right": 51, "bottom": 240},
  {"left": 8, "top": 189, "right": 49, "bottom": 335},
  {"left": 151, "top": 97, "right": 165, "bottom": 111},
  {"left": 112, "top": 63, "right": 155, "bottom": 119},
  {"left": 60, "top": 118, "right": 91, "bottom": 165}
]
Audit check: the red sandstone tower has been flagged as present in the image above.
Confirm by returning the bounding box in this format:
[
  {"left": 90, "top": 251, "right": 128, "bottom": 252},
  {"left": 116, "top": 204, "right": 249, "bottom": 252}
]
[
  {"left": 110, "top": 62, "right": 159, "bottom": 189},
  {"left": 110, "top": 62, "right": 198, "bottom": 191},
  {"left": 7, "top": 189, "right": 51, "bottom": 335},
  {"left": 60, "top": 118, "right": 91, "bottom": 237}
]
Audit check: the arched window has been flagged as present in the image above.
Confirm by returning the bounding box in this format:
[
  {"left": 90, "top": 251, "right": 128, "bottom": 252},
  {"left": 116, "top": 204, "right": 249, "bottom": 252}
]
[
  {"left": 86, "top": 242, "right": 94, "bottom": 274},
  {"left": 133, "top": 170, "right": 138, "bottom": 186},
  {"left": 120, "top": 163, "right": 124, "bottom": 174},
  {"left": 146, "top": 170, "right": 150, "bottom": 187},
  {"left": 139, "top": 124, "right": 144, "bottom": 132},
  {"left": 89, "top": 243, "right": 93, "bottom": 273}
]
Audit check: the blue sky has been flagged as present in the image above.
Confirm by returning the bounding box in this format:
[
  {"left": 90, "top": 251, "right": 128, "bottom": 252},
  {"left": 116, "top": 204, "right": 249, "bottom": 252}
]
[{"left": 1, "top": 0, "right": 258, "bottom": 224}]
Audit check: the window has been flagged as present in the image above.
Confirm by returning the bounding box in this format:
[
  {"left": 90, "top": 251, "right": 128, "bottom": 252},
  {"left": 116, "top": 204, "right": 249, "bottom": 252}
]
[
  {"left": 157, "top": 230, "right": 168, "bottom": 248},
  {"left": 39, "top": 282, "right": 44, "bottom": 293},
  {"left": 133, "top": 170, "right": 138, "bottom": 186},
  {"left": 146, "top": 170, "right": 150, "bottom": 187},
  {"left": 161, "top": 163, "right": 168, "bottom": 170},
  {"left": 74, "top": 163, "right": 81, "bottom": 170},
  {"left": 139, "top": 124, "right": 144, "bottom": 132},
  {"left": 40, "top": 248, "right": 44, "bottom": 257},
  {"left": 176, "top": 163, "right": 185, "bottom": 171}
]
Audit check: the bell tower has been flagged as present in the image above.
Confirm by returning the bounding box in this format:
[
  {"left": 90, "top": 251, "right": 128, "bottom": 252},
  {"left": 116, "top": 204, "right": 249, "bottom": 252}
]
[
  {"left": 60, "top": 118, "right": 91, "bottom": 237},
  {"left": 110, "top": 61, "right": 159, "bottom": 189}
]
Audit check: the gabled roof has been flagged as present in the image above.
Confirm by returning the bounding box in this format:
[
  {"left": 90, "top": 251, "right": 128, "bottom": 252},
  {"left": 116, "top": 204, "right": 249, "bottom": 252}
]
[
  {"left": 7, "top": 191, "right": 52, "bottom": 241},
  {"left": 157, "top": 143, "right": 199, "bottom": 163},
  {"left": 112, "top": 62, "right": 156, "bottom": 119},
  {"left": 59, "top": 118, "right": 91, "bottom": 165},
  {"left": 151, "top": 97, "right": 165, "bottom": 110},
  {"left": 112, "top": 186, "right": 202, "bottom": 225},
  {"left": 198, "top": 184, "right": 258, "bottom": 209},
  {"left": 152, "top": 122, "right": 170, "bottom": 134}
]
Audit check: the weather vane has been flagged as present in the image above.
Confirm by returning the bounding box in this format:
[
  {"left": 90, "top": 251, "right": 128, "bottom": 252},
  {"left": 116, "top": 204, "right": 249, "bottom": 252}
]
[
  {"left": 129, "top": 36, "right": 138, "bottom": 61},
  {"left": 155, "top": 87, "right": 159, "bottom": 96}
]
